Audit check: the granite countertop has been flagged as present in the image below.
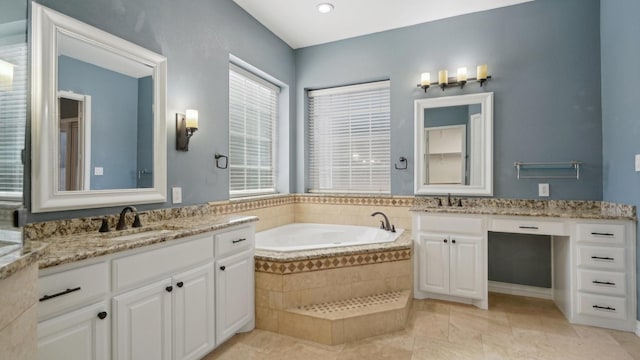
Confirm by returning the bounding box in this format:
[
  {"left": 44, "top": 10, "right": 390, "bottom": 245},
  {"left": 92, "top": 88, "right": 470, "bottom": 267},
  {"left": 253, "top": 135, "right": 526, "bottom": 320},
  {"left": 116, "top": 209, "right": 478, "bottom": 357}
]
[
  {"left": 254, "top": 230, "right": 412, "bottom": 262},
  {"left": 0, "top": 241, "right": 47, "bottom": 280},
  {"left": 410, "top": 198, "right": 636, "bottom": 221},
  {"left": 37, "top": 214, "right": 258, "bottom": 270}
]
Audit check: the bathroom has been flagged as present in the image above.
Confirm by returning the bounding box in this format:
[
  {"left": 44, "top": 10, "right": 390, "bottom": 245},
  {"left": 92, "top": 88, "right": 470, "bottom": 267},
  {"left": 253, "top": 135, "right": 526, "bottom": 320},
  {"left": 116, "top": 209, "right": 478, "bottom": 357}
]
[{"left": 1, "top": 0, "right": 639, "bottom": 359}]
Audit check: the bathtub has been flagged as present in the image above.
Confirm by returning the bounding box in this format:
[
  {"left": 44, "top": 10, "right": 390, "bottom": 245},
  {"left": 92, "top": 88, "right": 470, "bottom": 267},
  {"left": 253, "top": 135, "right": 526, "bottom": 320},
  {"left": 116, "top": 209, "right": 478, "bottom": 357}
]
[{"left": 255, "top": 223, "right": 404, "bottom": 252}]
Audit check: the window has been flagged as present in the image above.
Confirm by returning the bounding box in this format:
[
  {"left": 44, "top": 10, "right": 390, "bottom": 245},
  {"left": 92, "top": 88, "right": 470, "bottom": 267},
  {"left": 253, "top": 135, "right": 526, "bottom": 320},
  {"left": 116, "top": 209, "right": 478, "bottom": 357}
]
[
  {"left": 229, "top": 64, "right": 278, "bottom": 197},
  {"left": 0, "top": 42, "right": 27, "bottom": 200},
  {"left": 308, "top": 80, "right": 391, "bottom": 193}
]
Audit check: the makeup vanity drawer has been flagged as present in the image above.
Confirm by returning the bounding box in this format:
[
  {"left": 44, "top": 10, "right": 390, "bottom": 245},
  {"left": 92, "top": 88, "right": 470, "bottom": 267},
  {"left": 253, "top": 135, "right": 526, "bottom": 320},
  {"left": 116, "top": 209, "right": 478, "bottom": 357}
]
[
  {"left": 577, "top": 293, "right": 627, "bottom": 321},
  {"left": 215, "top": 226, "right": 254, "bottom": 257},
  {"left": 577, "top": 269, "right": 626, "bottom": 296},
  {"left": 490, "top": 218, "right": 568, "bottom": 236},
  {"left": 576, "top": 223, "right": 625, "bottom": 245},
  {"left": 38, "top": 262, "right": 109, "bottom": 319},
  {"left": 576, "top": 246, "right": 625, "bottom": 271}
]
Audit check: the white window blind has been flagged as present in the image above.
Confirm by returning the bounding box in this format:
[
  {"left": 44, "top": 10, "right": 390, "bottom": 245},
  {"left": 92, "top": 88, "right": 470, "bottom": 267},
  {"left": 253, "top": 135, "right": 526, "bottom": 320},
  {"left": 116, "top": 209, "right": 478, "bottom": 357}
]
[
  {"left": 308, "top": 80, "right": 391, "bottom": 193},
  {"left": 229, "top": 64, "right": 278, "bottom": 197},
  {"left": 0, "top": 43, "right": 26, "bottom": 200}
]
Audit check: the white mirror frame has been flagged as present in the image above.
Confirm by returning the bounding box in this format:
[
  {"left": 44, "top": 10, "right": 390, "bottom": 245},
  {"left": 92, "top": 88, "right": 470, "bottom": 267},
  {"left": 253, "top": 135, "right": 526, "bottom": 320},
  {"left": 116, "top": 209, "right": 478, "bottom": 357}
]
[
  {"left": 414, "top": 92, "right": 493, "bottom": 196},
  {"left": 31, "top": 3, "right": 167, "bottom": 212}
]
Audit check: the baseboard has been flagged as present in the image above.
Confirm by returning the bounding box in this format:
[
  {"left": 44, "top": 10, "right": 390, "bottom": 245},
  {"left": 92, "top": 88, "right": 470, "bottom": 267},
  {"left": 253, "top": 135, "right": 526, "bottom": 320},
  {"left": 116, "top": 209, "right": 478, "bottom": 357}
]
[
  {"left": 636, "top": 320, "right": 640, "bottom": 337},
  {"left": 488, "top": 281, "right": 552, "bottom": 300}
]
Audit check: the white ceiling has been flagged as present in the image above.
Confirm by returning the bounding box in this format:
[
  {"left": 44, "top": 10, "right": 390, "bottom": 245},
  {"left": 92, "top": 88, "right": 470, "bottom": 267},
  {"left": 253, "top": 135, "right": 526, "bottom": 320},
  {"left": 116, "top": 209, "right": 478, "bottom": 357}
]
[{"left": 233, "top": 0, "right": 534, "bottom": 49}]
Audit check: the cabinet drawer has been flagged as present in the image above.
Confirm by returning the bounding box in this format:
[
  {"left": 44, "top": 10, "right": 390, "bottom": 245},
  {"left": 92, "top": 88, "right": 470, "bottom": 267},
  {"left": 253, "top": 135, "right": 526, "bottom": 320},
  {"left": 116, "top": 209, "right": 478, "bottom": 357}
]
[
  {"left": 576, "top": 246, "right": 625, "bottom": 271},
  {"left": 576, "top": 223, "right": 625, "bottom": 245},
  {"left": 215, "top": 226, "right": 254, "bottom": 257},
  {"left": 577, "top": 293, "right": 627, "bottom": 321},
  {"left": 112, "top": 235, "right": 214, "bottom": 291},
  {"left": 577, "top": 269, "right": 626, "bottom": 296},
  {"left": 416, "top": 215, "right": 483, "bottom": 235},
  {"left": 490, "top": 218, "right": 567, "bottom": 236},
  {"left": 38, "top": 262, "right": 109, "bottom": 319}
]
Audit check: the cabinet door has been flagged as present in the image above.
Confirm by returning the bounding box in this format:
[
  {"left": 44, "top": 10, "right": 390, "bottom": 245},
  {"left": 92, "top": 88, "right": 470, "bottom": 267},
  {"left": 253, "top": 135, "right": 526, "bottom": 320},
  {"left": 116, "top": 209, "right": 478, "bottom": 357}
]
[
  {"left": 113, "top": 279, "right": 172, "bottom": 360},
  {"left": 418, "top": 233, "right": 450, "bottom": 294},
  {"left": 38, "top": 301, "right": 109, "bottom": 360},
  {"left": 449, "top": 235, "right": 483, "bottom": 299},
  {"left": 173, "top": 262, "right": 215, "bottom": 360},
  {"left": 216, "top": 249, "right": 254, "bottom": 346}
]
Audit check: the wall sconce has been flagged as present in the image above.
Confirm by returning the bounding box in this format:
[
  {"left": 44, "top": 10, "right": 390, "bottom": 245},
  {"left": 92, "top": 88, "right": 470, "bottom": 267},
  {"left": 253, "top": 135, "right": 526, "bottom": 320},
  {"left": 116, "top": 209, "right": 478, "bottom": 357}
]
[
  {"left": 0, "top": 59, "right": 14, "bottom": 92},
  {"left": 418, "top": 64, "right": 491, "bottom": 93},
  {"left": 176, "top": 109, "right": 198, "bottom": 151}
]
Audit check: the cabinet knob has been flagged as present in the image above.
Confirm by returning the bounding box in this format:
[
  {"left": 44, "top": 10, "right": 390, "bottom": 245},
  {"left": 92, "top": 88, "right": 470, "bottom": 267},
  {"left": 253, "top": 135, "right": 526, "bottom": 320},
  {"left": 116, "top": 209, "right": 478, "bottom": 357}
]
[
  {"left": 176, "top": 281, "right": 184, "bottom": 288},
  {"left": 220, "top": 266, "right": 226, "bottom": 271},
  {"left": 443, "top": 239, "right": 448, "bottom": 243},
  {"left": 97, "top": 311, "right": 108, "bottom": 320},
  {"left": 166, "top": 286, "right": 173, "bottom": 293},
  {"left": 452, "top": 239, "right": 456, "bottom": 244}
]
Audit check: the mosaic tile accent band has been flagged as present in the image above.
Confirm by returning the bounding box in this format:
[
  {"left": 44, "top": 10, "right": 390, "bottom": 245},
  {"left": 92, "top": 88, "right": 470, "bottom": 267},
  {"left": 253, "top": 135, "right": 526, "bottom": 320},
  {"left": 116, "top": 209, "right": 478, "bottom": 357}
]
[{"left": 254, "top": 248, "right": 412, "bottom": 275}]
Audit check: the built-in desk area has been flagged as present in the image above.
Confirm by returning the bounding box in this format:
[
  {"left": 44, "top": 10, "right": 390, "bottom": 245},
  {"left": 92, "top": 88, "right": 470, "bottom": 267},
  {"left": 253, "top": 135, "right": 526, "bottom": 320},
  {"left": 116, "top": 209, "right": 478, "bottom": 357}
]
[{"left": 411, "top": 198, "right": 637, "bottom": 333}]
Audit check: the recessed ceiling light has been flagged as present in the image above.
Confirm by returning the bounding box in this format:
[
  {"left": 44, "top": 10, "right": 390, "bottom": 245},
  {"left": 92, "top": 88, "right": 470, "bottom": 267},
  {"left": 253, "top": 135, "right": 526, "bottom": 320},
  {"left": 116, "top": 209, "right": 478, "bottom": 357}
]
[{"left": 317, "top": 3, "right": 334, "bottom": 14}]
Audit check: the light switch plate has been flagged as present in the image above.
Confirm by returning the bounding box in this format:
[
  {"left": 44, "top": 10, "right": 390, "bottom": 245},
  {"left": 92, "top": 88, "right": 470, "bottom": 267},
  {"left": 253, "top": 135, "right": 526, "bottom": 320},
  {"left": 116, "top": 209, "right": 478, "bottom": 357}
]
[
  {"left": 538, "top": 183, "right": 550, "bottom": 197},
  {"left": 635, "top": 154, "right": 640, "bottom": 172},
  {"left": 172, "top": 187, "right": 182, "bottom": 204},
  {"left": 94, "top": 167, "right": 103, "bottom": 176}
]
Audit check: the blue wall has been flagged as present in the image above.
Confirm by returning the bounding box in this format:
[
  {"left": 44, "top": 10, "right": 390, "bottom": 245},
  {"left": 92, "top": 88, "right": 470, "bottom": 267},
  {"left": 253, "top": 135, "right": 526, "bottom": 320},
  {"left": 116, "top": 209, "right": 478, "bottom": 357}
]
[
  {"left": 58, "top": 55, "right": 139, "bottom": 190},
  {"left": 27, "top": 0, "right": 296, "bottom": 222},
  {"left": 601, "top": 0, "right": 640, "bottom": 322},
  {"left": 294, "top": 0, "right": 602, "bottom": 200}
]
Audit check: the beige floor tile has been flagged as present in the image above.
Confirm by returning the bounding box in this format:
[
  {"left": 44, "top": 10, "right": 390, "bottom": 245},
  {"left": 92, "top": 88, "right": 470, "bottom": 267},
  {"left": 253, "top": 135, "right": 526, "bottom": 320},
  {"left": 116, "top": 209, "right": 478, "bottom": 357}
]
[
  {"left": 407, "top": 311, "right": 449, "bottom": 339},
  {"left": 412, "top": 336, "right": 485, "bottom": 360}
]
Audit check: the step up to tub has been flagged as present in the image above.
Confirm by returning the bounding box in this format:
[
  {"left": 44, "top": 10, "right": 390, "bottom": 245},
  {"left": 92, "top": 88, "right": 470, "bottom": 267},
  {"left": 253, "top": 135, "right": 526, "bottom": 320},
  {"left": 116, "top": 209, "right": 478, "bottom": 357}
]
[{"left": 279, "top": 290, "right": 411, "bottom": 345}]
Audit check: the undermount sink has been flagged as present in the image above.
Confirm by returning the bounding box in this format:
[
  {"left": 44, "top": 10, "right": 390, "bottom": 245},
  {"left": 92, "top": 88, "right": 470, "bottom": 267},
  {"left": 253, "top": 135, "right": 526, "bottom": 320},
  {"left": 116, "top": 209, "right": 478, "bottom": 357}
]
[
  {"left": 101, "top": 225, "right": 183, "bottom": 241},
  {"left": 108, "top": 229, "right": 177, "bottom": 241}
]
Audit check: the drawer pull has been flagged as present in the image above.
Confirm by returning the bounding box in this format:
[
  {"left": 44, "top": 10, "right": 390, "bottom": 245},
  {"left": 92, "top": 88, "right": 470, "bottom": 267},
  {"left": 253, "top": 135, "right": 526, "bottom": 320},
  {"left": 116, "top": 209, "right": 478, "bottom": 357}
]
[
  {"left": 232, "top": 238, "right": 247, "bottom": 244},
  {"left": 97, "top": 311, "right": 108, "bottom": 320},
  {"left": 39, "top": 287, "right": 81, "bottom": 302},
  {"left": 451, "top": 239, "right": 456, "bottom": 244},
  {"left": 519, "top": 226, "right": 539, "bottom": 230},
  {"left": 592, "top": 280, "right": 616, "bottom": 286},
  {"left": 591, "top": 256, "right": 615, "bottom": 261},
  {"left": 176, "top": 281, "right": 184, "bottom": 288},
  {"left": 591, "top": 232, "right": 614, "bottom": 237},
  {"left": 166, "top": 286, "right": 173, "bottom": 293},
  {"left": 443, "top": 239, "right": 448, "bottom": 243},
  {"left": 592, "top": 305, "right": 616, "bottom": 311},
  {"left": 220, "top": 266, "right": 226, "bottom": 271}
]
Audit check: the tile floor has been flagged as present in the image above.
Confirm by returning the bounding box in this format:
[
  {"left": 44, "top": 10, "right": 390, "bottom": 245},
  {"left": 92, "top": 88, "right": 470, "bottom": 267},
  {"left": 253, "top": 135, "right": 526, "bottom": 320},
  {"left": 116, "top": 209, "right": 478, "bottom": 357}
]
[{"left": 204, "top": 293, "right": 640, "bottom": 360}]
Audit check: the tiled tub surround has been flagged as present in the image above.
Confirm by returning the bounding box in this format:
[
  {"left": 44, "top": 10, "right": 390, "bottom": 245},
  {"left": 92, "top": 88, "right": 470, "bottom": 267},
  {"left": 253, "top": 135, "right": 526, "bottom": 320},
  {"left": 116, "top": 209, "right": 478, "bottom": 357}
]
[{"left": 254, "top": 231, "right": 412, "bottom": 345}]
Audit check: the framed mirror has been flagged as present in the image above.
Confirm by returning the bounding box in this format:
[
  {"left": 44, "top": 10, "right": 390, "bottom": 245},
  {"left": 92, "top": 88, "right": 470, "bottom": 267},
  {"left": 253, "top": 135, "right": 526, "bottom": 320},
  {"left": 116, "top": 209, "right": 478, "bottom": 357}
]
[
  {"left": 414, "top": 92, "right": 493, "bottom": 196},
  {"left": 31, "top": 3, "right": 167, "bottom": 212}
]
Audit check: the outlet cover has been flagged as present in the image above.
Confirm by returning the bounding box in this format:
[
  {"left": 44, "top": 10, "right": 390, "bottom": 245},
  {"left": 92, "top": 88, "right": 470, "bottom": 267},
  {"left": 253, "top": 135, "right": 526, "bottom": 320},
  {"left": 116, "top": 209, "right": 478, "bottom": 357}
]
[
  {"left": 538, "top": 183, "right": 550, "bottom": 197},
  {"left": 94, "top": 167, "right": 103, "bottom": 176},
  {"left": 172, "top": 187, "right": 182, "bottom": 204},
  {"left": 635, "top": 154, "right": 640, "bottom": 172}
]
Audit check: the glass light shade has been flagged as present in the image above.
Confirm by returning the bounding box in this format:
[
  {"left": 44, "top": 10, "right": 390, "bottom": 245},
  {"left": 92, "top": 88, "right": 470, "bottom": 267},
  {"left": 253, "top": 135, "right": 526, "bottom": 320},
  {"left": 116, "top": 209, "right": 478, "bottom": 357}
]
[
  {"left": 420, "top": 72, "right": 431, "bottom": 86},
  {"left": 477, "top": 64, "right": 488, "bottom": 80},
  {"left": 438, "top": 70, "right": 448, "bottom": 85},
  {"left": 185, "top": 109, "right": 199, "bottom": 129},
  {"left": 0, "top": 59, "right": 14, "bottom": 91},
  {"left": 457, "top": 67, "right": 467, "bottom": 82},
  {"left": 317, "top": 3, "right": 334, "bottom": 13}
]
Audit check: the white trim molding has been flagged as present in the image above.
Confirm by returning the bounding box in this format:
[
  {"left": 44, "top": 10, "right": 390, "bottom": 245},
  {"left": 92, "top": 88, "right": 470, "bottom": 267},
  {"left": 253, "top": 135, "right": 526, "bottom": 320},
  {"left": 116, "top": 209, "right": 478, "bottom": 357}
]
[
  {"left": 488, "top": 281, "right": 553, "bottom": 300},
  {"left": 636, "top": 320, "right": 640, "bottom": 337}
]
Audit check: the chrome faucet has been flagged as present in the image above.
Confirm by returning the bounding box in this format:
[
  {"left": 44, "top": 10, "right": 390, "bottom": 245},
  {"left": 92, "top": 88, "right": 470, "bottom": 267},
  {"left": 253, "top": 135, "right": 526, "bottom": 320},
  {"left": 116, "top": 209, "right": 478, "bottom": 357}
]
[
  {"left": 371, "top": 211, "right": 395, "bottom": 232},
  {"left": 116, "top": 206, "right": 141, "bottom": 230}
]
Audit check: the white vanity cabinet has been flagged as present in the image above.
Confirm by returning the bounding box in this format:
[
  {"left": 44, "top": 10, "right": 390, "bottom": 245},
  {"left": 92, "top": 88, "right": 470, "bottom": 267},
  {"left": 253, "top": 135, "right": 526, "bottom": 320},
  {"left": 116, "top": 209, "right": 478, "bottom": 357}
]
[
  {"left": 214, "top": 226, "right": 255, "bottom": 346},
  {"left": 413, "top": 213, "right": 488, "bottom": 309},
  {"left": 37, "top": 301, "right": 110, "bottom": 360},
  {"left": 37, "top": 222, "right": 257, "bottom": 360}
]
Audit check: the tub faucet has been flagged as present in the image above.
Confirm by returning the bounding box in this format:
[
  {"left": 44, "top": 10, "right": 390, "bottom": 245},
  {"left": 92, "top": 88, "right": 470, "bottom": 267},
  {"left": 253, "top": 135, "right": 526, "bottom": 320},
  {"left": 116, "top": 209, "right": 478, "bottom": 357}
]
[
  {"left": 371, "top": 212, "right": 395, "bottom": 232},
  {"left": 116, "top": 206, "right": 141, "bottom": 231}
]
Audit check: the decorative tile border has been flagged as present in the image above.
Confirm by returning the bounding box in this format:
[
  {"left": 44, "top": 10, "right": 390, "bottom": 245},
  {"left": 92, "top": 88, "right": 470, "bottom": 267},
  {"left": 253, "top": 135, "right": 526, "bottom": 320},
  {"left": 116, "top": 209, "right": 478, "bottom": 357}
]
[
  {"left": 294, "top": 194, "right": 415, "bottom": 207},
  {"left": 254, "top": 248, "right": 412, "bottom": 275}
]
